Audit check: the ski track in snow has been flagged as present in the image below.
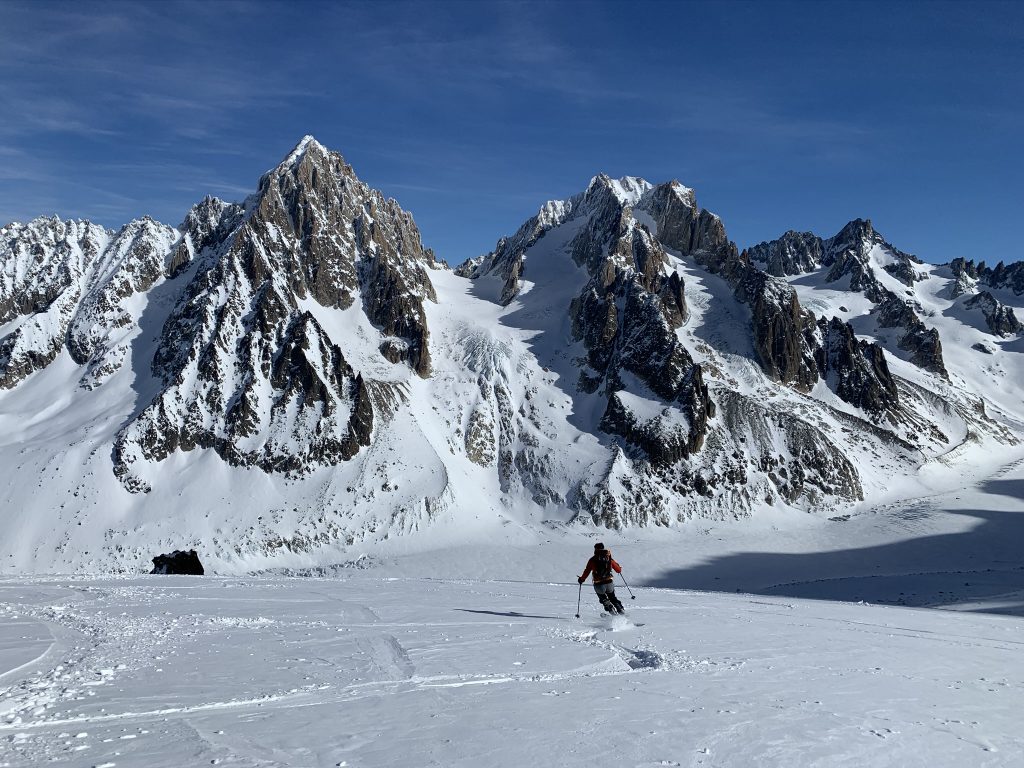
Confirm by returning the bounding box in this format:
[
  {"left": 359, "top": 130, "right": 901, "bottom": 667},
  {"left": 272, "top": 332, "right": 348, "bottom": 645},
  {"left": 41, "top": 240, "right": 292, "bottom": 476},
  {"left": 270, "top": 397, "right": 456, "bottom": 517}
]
[{"left": 0, "top": 570, "right": 1022, "bottom": 767}]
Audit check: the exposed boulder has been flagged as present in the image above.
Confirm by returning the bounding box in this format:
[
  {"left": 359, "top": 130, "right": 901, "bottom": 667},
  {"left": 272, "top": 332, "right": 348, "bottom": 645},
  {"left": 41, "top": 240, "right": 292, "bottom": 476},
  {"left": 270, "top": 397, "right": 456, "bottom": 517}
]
[{"left": 150, "top": 549, "right": 205, "bottom": 575}]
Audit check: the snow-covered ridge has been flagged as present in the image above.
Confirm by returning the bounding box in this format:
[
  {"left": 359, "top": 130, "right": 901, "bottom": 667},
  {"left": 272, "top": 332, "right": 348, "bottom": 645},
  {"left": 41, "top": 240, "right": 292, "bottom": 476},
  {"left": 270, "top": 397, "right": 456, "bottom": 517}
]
[{"left": 277, "top": 133, "right": 327, "bottom": 172}]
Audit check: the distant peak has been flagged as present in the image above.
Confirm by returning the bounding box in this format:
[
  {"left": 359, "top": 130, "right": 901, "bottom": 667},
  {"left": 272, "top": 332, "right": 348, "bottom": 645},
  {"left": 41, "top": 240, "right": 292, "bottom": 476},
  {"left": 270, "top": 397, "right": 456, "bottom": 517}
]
[
  {"left": 662, "top": 179, "right": 696, "bottom": 207},
  {"left": 841, "top": 217, "right": 873, "bottom": 233},
  {"left": 279, "top": 134, "right": 330, "bottom": 170},
  {"left": 585, "top": 174, "right": 652, "bottom": 206},
  {"left": 295, "top": 134, "right": 322, "bottom": 152}
]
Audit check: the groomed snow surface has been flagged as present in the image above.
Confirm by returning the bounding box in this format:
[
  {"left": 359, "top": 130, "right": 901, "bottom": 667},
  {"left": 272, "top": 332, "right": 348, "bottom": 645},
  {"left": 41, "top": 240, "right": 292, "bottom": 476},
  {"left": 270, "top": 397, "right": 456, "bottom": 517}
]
[{"left": 3, "top": 461, "right": 1024, "bottom": 767}]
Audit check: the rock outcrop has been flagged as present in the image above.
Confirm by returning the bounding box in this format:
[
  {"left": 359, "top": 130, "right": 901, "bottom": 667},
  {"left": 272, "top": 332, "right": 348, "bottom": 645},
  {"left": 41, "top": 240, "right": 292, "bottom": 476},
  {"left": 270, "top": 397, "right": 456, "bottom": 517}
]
[
  {"left": 150, "top": 549, "right": 205, "bottom": 575},
  {"left": 815, "top": 316, "right": 899, "bottom": 413},
  {"left": 946, "top": 257, "right": 977, "bottom": 299},
  {"left": 469, "top": 175, "right": 715, "bottom": 468},
  {"left": 965, "top": 291, "right": 1022, "bottom": 337},
  {"left": 747, "top": 230, "right": 823, "bottom": 277},
  {"left": 751, "top": 218, "right": 947, "bottom": 378},
  {"left": 875, "top": 292, "right": 948, "bottom": 376},
  {"left": 950, "top": 258, "right": 1024, "bottom": 297},
  {"left": 464, "top": 173, "right": 915, "bottom": 526}
]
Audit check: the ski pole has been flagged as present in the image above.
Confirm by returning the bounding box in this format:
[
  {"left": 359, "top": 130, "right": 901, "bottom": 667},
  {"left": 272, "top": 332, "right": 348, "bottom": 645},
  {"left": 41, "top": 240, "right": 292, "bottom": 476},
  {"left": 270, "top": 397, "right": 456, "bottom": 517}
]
[
  {"left": 619, "top": 572, "right": 636, "bottom": 600},
  {"left": 575, "top": 581, "right": 582, "bottom": 618}
]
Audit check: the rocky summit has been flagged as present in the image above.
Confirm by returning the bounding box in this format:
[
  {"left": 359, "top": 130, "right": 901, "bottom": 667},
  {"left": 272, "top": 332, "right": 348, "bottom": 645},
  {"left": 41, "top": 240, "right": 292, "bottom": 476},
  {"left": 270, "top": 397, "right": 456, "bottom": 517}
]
[{"left": 0, "top": 137, "right": 1022, "bottom": 572}]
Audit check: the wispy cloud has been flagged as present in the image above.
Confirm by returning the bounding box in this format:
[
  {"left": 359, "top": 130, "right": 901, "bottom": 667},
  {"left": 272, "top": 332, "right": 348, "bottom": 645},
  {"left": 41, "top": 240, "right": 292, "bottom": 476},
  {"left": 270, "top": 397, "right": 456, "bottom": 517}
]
[
  {"left": 667, "top": 93, "right": 874, "bottom": 145},
  {"left": 326, "top": 0, "right": 638, "bottom": 105},
  {"left": 0, "top": 1, "right": 312, "bottom": 144}
]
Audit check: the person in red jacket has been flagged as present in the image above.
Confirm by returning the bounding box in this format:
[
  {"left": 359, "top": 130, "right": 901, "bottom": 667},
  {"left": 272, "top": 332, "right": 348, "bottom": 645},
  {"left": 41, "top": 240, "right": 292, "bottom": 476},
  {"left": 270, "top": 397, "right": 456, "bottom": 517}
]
[{"left": 578, "top": 542, "right": 625, "bottom": 614}]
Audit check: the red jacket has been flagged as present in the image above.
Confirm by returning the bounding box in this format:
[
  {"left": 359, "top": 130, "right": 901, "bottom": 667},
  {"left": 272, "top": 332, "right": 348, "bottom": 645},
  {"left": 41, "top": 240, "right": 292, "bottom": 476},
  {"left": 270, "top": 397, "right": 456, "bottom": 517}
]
[{"left": 580, "top": 551, "right": 621, "bottom": 585}]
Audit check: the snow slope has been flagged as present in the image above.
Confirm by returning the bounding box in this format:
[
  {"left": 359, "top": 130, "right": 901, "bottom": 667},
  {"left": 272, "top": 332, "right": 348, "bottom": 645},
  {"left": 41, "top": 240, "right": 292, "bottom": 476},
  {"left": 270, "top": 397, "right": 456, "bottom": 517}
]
[
  {"left": 1, "top": 569, "right": 1021, "bottom": 766},
  {"left": 1, "top": 413, "right": 1024, "bottom": 767}
]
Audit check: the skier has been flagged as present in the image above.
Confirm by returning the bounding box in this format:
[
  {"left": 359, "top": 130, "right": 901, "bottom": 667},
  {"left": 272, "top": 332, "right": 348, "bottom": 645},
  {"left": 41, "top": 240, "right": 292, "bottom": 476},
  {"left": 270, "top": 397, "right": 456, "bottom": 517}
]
[{"left": 578, "top": 542, "right": 625, "bottom": 614}]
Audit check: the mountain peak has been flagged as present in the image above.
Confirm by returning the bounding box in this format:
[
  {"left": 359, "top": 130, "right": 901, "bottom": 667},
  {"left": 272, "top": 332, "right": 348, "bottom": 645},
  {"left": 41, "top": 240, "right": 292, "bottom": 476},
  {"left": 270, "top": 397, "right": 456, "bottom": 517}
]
[
  {"left": 279, "top": 134, "right": 331, "bottom": 172},
  {"left": 585, "top": 174, "right": 652, "bottom": 206},
  {"left": 834, "top": 217, "right": 876, "bottom": 241}
]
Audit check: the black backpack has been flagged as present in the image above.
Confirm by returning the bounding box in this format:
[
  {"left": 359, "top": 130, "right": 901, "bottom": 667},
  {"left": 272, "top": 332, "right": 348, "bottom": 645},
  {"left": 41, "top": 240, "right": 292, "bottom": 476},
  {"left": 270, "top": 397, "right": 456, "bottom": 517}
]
[{"left": 593, "top": 550, "right": 612, "bottom": 581}]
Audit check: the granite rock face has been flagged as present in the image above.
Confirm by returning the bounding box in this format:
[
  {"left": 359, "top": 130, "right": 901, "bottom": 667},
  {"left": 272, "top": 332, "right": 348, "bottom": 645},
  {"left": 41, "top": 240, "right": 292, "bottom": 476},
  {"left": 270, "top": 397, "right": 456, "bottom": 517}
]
[
  {"left": 114, "top": 137, "right": 437, "bottom": 491},
  {"left": 815, "top": 316, "right": 899, "bottom": 414},
  {"left": 469, "top": 175, "right": 715, "bottom": 468},
  {"left": 965, "top": 291, "right": 1022, "bottom": 337},
  {"left": 984, "top": 261, "right": 1024, "bottom": 296},
  {"left": 0, "top": 138, "right": 435, "bottom": 492},
  {"left": 656, "top": 206, "right": 893, "bottom": 408},
  {"left": 747, "top": 230, "right": 823, "bottom": 277},
  {"left": 734, "top": 267, "right": 821, "bottom": 391},
  {"left": 823, "top": 219, "right": 921, "bottom": 292},
  {"left": 951, "top": 258, "right": 1024, "bottom": 297},
  {"left": 875, "top": 292, "right": 948, "bottom": 377},
  {"left": 751, "top": 218, "right": 948, "bottom": 378},
  {"left": 946, "top": 257, "right": 977, "bottom": 299}
]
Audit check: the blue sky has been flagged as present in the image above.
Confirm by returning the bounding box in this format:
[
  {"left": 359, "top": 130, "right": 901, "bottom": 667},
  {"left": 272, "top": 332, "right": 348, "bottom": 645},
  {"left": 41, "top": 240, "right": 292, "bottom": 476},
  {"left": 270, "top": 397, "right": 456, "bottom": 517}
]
[{"left": 1, "top": 0, "right": 1021, "bottom": 264}]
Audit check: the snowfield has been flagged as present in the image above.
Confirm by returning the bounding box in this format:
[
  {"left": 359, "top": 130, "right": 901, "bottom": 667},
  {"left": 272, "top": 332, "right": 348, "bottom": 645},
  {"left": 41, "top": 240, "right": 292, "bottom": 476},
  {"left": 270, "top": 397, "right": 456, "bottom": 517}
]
[
  {"left": 2, "top": 462, "right": 1023, "bottom": 768},
  {"left": 1, "top": 575, "right": 1020, "bottom": 767}
]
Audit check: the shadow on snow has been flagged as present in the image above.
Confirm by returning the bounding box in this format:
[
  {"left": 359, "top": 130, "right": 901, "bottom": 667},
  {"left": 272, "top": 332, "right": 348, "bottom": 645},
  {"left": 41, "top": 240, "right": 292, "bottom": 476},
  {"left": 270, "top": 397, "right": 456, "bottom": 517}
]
[
  {"left": 643, "top": 478, "right": 1024, "bottom": 618},
  {"left": 455, "top": 608, "right": 565, "bottom": 620}
]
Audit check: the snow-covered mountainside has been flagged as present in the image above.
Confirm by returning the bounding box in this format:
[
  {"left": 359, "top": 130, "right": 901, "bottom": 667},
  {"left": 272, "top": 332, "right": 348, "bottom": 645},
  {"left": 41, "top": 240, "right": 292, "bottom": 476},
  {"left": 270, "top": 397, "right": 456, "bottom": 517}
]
[{"left": 1, "top": 137, "right": 1022, "bottom": 572}]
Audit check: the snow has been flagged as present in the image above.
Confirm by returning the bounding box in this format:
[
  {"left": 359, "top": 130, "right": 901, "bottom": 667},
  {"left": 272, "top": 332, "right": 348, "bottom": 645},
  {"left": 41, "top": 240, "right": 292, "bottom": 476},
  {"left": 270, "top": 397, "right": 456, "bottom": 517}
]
[
  {"left": 296, "top": 296, "right": 408, "bottom": 383},
  {"left": 2, "top": 459, "right": 1024, "bottom": 766},
  {"left": 5, "top": 168, "right": 1022, "bottom": 567},
  {"left": 603, "top": 175, "right": 652, "bottom": 206},
  {"left": 2, "top": 157, "right": 1024, "bottom": 764},
  {"left": 279, "top": 134, "right": 325, "bottom": 170},
  {"left": 783, "top": 239, "right": 1024, "bottom": 437}
]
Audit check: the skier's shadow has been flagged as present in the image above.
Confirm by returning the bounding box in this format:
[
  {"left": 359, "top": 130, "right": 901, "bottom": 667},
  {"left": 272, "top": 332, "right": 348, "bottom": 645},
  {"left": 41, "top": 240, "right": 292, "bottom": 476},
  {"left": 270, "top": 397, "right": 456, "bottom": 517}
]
[{"left": 456, "top": 609, "right": 563, "bottom": 620}]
